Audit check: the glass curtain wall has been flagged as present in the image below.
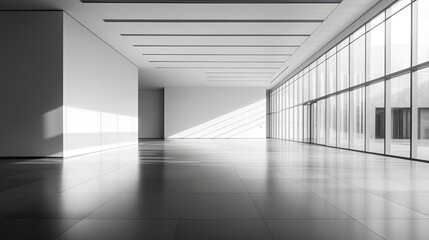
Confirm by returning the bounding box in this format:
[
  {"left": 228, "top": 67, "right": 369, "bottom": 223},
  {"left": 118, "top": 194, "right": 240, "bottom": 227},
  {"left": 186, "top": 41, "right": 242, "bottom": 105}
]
[{"left": 268, "top": 0, "right": 429, "bottom": 162}]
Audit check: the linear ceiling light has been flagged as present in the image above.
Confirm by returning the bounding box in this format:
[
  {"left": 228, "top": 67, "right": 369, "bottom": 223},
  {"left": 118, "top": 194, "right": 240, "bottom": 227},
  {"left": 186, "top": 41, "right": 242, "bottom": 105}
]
[
  {"left": 205, "top": 72, "right": 275, "bottom": 74},
  {"left": 206, "top": 76, "right": 269, "bottom": 80},
  {"left": 156, "top": 67, "right": 279, "bottom": 69},
  {"left": 142, "top": 53, "right": 292, "bottom": 56},
  {"left": 206, "top": 79, "right": 267, "bottom": 82},
  {"left": 83, "top": 0, "right": 342, "bottom": 3},
  {"left": 122, "top": 34, "right": 310, "bottom": 37},
  {"left": 105, "top": 19, "right": 323, "bottom": 23},
  {"left": 149, "top": 60, "right": 285, "bottom": 63},
  {"left": 134, "top": 44, "right": 299, "bottom": 47}
]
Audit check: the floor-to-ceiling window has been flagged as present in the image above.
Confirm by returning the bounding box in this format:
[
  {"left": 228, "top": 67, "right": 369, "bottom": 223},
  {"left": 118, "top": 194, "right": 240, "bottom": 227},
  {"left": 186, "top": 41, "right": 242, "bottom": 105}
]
[
  {"left": 413, "top": 68, "right": 429, "bottom": 159},
  {"left": 337, "top": 92, "right": 349, "bottom": 148},
  {"left": 350, "top": 87, "right": 365, "bottom": 150},
  {"left": 326, "top": 96, "right": 337, "bottom": 147},
  {"left": 387, "top": 73, "right": 411, "bottom": 158},
  {"left": 268, "top": 0, "right": 429, "bottom": 161},
  {"left": 366, "top": 80, "right": 385, "bottom": 154}
]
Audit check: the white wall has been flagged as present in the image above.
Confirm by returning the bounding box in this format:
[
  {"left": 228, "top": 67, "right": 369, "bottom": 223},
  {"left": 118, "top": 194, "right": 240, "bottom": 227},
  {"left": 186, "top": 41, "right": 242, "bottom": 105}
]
[
  {"left": 165, "top": 88, "right": 266, "bottom": 138},
  {"left": 0, "top": 11, "right": 64, "bottom": 157},
  {"left": 139, "top": 90, "right": 164, "bottom": 139},
  {"left": 63, "top": 14, "right": 138, "bottom": 157}
]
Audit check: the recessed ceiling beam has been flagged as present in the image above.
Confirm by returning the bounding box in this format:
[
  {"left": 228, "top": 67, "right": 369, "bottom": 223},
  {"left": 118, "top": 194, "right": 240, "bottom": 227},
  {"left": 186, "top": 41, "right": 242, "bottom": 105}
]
[
  {"left": 155, "top": 67, "right": 279, "bottom": 69},
  {"left": 105, "top": 19, "right": 323, "bottom": 23},
  {"left": 206, "top": 76, "right": 269, "bottom": 80},
  {"left": 206, "top": 80, "right": 268, "bottom": 82},
  {"left": 123, "top": 34, "right": 310, "bottom": 37},
  {"left": 142, "top": 53, "right": 292, "bottom": 56},
  {"left": 135, "top": 45, "right": 299, "bottom": 47},
  {"left": 82, "top": 0, "right": 342, "bottom": 3},
  {"left": 205, "top": 72, "right": 275, "bottom": 74},
  {"left": 149, "top": 60, "right": 285, "bottom": 63}
]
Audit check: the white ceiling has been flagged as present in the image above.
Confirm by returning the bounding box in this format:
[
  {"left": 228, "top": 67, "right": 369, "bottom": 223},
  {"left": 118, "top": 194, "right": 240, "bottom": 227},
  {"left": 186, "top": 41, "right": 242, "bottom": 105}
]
[{"left": 0, "top": 0, "right": 380, "bottom": 89}]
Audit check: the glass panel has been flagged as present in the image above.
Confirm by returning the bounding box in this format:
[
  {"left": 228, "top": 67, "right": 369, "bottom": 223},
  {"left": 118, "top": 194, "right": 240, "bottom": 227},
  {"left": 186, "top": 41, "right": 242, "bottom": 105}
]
[
  {"left": 302, "top": 105, "right": 308, "bottom": 142},
  {"left": 366, "top": 23, "right": 385, "bottom": 81},
  {"left": 366, "top": 81, "right": 385, "bottom": 154},
  {"left": 311, "top": 103, "right": 317, "bottom": 143},
  {"left": 367, "top": 12, "right": 385, "bottom": 31},
  {"left": 350, "top": 87, "right": 365, "bottom": 150},
  {"left": 306, "top": 104, "right": 311, "bottom": 142},
  {"left": 337, "top": 92, "right": 349, "bottom": 148},
  {"left": 326, "top": 96, "right": 337, "bottom": 147},
  {"left": 326, "top": 54, "right": 337, "bottom": 94},
  {"left": 297, "top": 76, "right": 303, "bottom": 104},
  {"left": 350, "top": 26, "right": 365, "bottom": 42},
  {"left": 413, "top": 0, "right": 429, "bottom": 65},
  {"left": 413, "top": 68, "right": 429, "bottom": 160},
  {"left": 273, "top": 93, "right": 276, "bottom": 138},
  {"left": 303, "top": 72, "right": 309, "bottom": 102},
  {"left": 279, "top": 110, "right": 283, "bottom": 139},
  {"left": 294, "top": 106, "right": 298, "bottom": 141},
  {"left": 388, "top": 73, "right": 411, "bottom": 157},
  {"left": 285, "top": 108, "right": 288, "bottom": 140},
  {"left": 310, "top": 68, "right": 317, "bottom": 100},
  {"left": 289, "top": 105, "right": 295, "bottom": 141},
  {"left": 337, "top": 46, "right": 349, "bottom": 91},
  {"left": 337, "top": 37, "right": 349, "bottom": 51},
  {"left": 317, "top": 99, "right": 326, "bottom": 145},
  {"left": 289, "top": 82, "right": 296, "bottom": 106},
  {"left": 327, "top": 47, "right": 336, "bottom": 58},
  {"left": 387, "top": 0, "right": 411, "bottom": 17},
  {"left": 310, "top": 61, "right": 317, "bottom": 70},
  {"left": 350, "top": 35, "right": 366, "bottom": 86},
  {"left": 386, "top": 5, "right": 411, "bottom": 74},
  {"left": 317, "top": 61, "right": 326, "bottom": 98},
  {"left": 298, "top": 105, "right": 303, "bottom": 142},
  {"left": 317, "top": 54, "right": 326, "bottom": 65},
  {"left": 281, "top": 87, "right": 285, "bottom": 140}
]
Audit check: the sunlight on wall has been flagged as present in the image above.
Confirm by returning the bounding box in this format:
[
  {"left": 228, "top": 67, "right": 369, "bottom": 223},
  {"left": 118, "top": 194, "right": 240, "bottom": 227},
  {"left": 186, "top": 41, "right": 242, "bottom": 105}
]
[
  {"left": 42, "top": 107, "right": 63, "bottom": 139},
  {"left": 63, "top": 106, "right": 138, "bottom": 157},
  {"left": 64, "top": 106, "right": 100, "bottom": 134},
  {"left": 168, "top": 99, "right": 266, "bottom": 139}
]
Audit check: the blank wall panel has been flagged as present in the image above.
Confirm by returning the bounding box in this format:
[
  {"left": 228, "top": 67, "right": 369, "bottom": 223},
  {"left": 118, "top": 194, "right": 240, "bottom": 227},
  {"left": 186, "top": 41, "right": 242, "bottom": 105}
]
[{"left": 165, "top": 88, "right": 266, "bottom": 138}]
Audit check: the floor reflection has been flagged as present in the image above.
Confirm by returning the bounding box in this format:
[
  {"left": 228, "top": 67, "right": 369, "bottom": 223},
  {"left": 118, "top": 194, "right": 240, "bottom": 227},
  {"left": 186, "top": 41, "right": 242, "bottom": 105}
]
[{"left": 0, "top": 139, "right": 429, "bottom": 239}]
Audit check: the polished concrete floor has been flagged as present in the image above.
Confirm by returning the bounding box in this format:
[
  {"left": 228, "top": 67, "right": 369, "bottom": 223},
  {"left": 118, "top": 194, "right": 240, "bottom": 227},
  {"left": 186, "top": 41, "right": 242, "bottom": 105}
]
[{"left": 1, "top": 139, "right": 429, "bottom": 240}]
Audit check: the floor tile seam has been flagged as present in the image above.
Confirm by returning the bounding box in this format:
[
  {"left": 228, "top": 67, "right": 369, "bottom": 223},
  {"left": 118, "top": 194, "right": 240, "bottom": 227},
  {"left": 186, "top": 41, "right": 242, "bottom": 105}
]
[
  {"left": 386, "top": 177, "right": 429, "bottom": 192},
  {"left": 295, "top": 181, "right": 387, "bottom": 240},
  {"left": 2, "top": 216, "right": 85, "bottom": 220},
  {"left": 1, "top": 171, "right": 48, "bottom": 179},
  {"left": 62, "top": 219, "right": 271, "bottom": 221},
  {"left": 0, "top": 192, "right": 60, "bottom": 220},
  {"left": 1, "top": 189, "right": 123, "bottom": 220},
  {"left": 362, "top": 190, "right": 429, "bottom": 218},
  {"left": 231, "top": 165, "right": 275, "bottom": 240},
  {"left": 50, "top": 217, "right": 85, "bottom": 240},
  {"left": 83, "top": 217, "right": 269, "bottom": 220},
  {"left": 336, "top": 179, "right": 429, "bottom": 217},
  {"left": 122, "top": 191, "right": 251, "bottom": 194},
  {"left": 77, "top": 191, "right": 125, "bottom": 221},
  {"left": 60, "top": 165, "right": 138, "bottom": 193},
  {"left": 2, "top": 180, "right": 48, "bottom": 192},
  {"left": 51, "top": 178, "right": 102, "bottom": 193},
  {"left": 318, "top": 174, "right": 386, "bottom": 193},
  {"left": 49, "top": 178, "right": 106, "bottom": 194},
  {"left": 5, "top": 171, "right": 64, "bottom": 180}
]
